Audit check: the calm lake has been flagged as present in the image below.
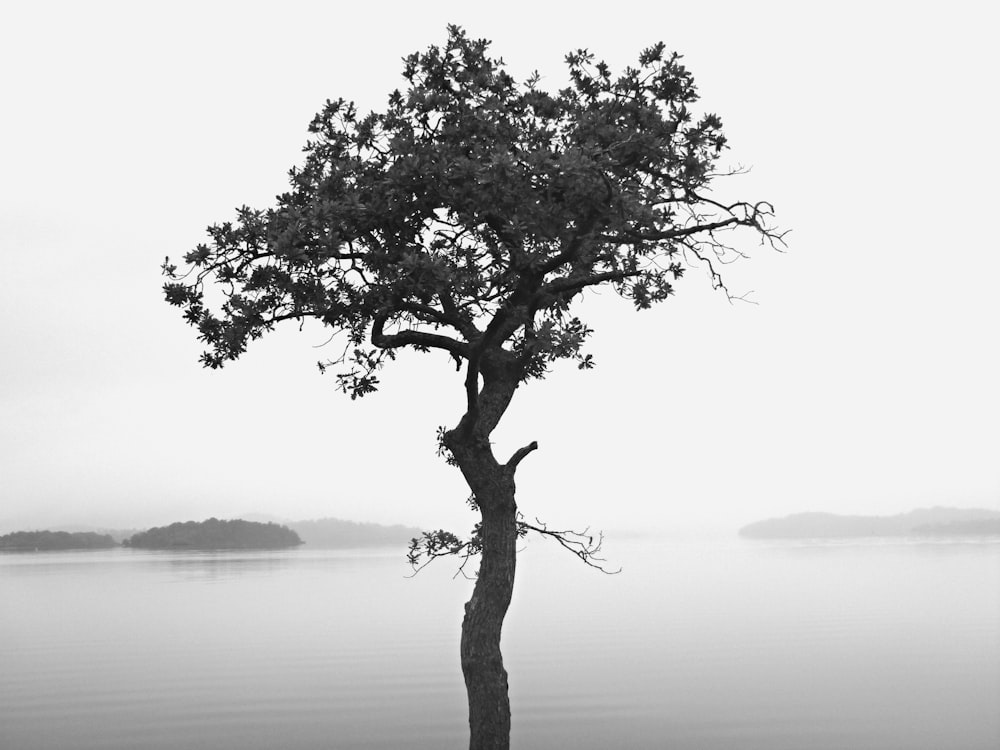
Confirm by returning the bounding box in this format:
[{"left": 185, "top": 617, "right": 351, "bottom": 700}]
[{"left": 2, "top": 536, "right": 998, "bottom": 749}]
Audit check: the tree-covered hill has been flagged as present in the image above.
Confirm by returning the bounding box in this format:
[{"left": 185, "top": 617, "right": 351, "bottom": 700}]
[
  {"left": 123, "top": 518, "right": 302, "bottom": 549},
  {"left": 0, "top": 530, "right": 117, "bottom": 551}
]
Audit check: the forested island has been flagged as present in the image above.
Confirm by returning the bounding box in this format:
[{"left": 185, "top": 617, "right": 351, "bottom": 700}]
[
  {"left": 123, "top": 518, "right": 302, "bottom": 549},
  {"left": 0, "top": 530, "right": 117, "bottom": 551},
  {"left": 739, "top": 507, "right": 1000, "bottom": 539}
]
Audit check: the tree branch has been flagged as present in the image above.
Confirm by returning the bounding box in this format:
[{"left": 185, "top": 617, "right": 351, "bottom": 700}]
[
  {"left": 438, "top": 289, "right": 480, "bottom": 339},
  {"left": 406, "top": 514, "right": 620, "bottom": 577},
  {"left": 506, "top": 441, "right": 538, "bottom": 470},
  {"left": 541, "top": 269, "right": 641, "bottom": 298},
  {"left": 606, "top": 216, "right": 742, "bottom": 242},
  {"left": 519, "top": 519, "right": 620, "bottom": 574},
  {"left": 534, "top": 211, "right": 600, "bottom": 275},
  {"left": 460, "top": 354, "right": 481, "bottom": 434},
  {"left": 371, "top": 311, "right": 469, "bottom": 357}
]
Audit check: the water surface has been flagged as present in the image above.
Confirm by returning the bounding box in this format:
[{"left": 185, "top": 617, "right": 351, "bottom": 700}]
[{"left": 2, "top": 537, "right": 998, "bottom": 749}]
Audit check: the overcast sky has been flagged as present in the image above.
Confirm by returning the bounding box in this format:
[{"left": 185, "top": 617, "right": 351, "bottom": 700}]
[{"left": 2, "top": 1, "right": 997, "bottom": 535}]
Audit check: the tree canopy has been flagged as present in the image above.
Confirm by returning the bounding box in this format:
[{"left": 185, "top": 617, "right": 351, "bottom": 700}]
[{"left": 163, "top": 26, "right": 780, "bottom": 403}]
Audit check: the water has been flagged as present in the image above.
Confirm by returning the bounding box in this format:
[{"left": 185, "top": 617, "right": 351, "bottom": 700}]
[{"left": 2, "top": 537, "right": 998, "bottom": 749}]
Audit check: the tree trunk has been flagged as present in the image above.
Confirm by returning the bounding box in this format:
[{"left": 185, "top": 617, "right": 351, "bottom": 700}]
[
  {"left": 461, "top": 487, "right": 518, "bottom": 750},
  {"left": 446, "top": 358, "right": 524, "bottom": 749}
]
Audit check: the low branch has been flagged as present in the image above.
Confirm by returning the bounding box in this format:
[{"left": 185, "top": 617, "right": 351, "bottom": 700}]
[
  {"left": 506, "top": 440, "right": 538, "bottom": 470},
  {"left": 406, "top": 514, "right": 619, "bottom": 578},
  {"left": 520, "top": 518, "right": 620, "bottom": 574},
  {"left": 406, "top": 528, "right": 481, "bottom": 579}
]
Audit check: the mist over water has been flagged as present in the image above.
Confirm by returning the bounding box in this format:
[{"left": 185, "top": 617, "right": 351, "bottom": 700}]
[{"left": 2, "top": 537, "right": 998, "bottom": 749}]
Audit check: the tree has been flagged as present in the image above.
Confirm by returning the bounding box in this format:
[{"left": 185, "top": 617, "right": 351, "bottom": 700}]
[{"left": 163, "top": 26, "right": 780, "bottom": 750}]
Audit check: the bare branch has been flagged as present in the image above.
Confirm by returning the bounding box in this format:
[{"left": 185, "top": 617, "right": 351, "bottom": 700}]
[
  {"left": 607, "top": 216, "right": 742, "bottom": 243},
  {"left": 520, "top": 518, "right": 620, "bottom": 574},
  {"left": 506, "top": 440, "right": 538, "bottom": 470}
]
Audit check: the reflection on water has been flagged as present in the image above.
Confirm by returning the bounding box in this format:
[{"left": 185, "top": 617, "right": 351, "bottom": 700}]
[
  {"left": 1, "top": 538, "right": 998, "bottom": 750},
  {"left": 159, "top": 549, "right": 295, "bottom": 582}
]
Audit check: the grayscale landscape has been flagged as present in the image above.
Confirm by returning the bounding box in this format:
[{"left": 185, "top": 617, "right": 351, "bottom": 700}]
[
  {"left": 2, "top": 522, "right": 998, "bottom": 749},
  {"left": 2, "top": 2, "right": 998, "bottom": 749}
]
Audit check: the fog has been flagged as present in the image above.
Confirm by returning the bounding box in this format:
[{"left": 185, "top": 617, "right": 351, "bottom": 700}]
[{"left": 2, "top": 1, "right": 998, "bottom": 536}]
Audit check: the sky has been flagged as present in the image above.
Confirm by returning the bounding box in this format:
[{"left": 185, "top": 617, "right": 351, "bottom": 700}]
[{"left": 1, "top": 1, "right": 998, "bottom": 535}]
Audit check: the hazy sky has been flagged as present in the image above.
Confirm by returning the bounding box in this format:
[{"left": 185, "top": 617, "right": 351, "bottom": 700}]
[{"left": 2, "top": 1, "right": 997, "bottom": 534}]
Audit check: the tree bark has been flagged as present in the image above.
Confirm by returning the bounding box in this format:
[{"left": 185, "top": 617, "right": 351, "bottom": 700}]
[
  {"left": 461, "top": 491, "right": 518, "bottom": 750},
  {"left": 447, "top": 358, "right": 524, "bottom": 749}
]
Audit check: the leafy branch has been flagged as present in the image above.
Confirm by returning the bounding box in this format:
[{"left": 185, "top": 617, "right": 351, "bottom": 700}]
[{"left": 407, "top": 510, "right": 619, "bottom": 577}]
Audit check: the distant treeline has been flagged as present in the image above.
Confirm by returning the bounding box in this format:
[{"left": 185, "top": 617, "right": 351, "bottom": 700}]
[
  {"left": 288, "top": 518, "right": 422, "bottom": 548},
  {"left": 914, "top": 519, "right": 1000, "bottom": 535},
  {"left": 0, "top": 531, "right": 117, "bottom": 551},
  {"left": 123, "top": 518, "right": 302, "bottom": 549},
  {"left": 739, "top": 507, "right": 1000, "bottom": 539},
  {"left": 1, "top": 516, "right": 422, "bottom": 552}
]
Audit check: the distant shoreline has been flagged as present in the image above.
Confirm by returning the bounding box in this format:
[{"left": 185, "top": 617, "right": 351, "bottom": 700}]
[
  {"left": 0, "top": 516, "right": 423, "bottom": 552},
  {"left": 739, "top": 507, "right": 1000, "bottom": 539},
  {"left": 0, "top": 531, "right": 117, "bottom": 552}
]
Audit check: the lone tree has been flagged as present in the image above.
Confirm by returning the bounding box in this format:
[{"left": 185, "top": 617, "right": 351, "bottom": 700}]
[{"left": 163, "top": 26, "right": 780, "bottom": 750}]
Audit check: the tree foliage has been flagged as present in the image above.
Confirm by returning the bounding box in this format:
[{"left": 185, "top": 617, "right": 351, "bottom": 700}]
[{"left": 163, "top": 25, "right": 781, "bottom": 400}]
